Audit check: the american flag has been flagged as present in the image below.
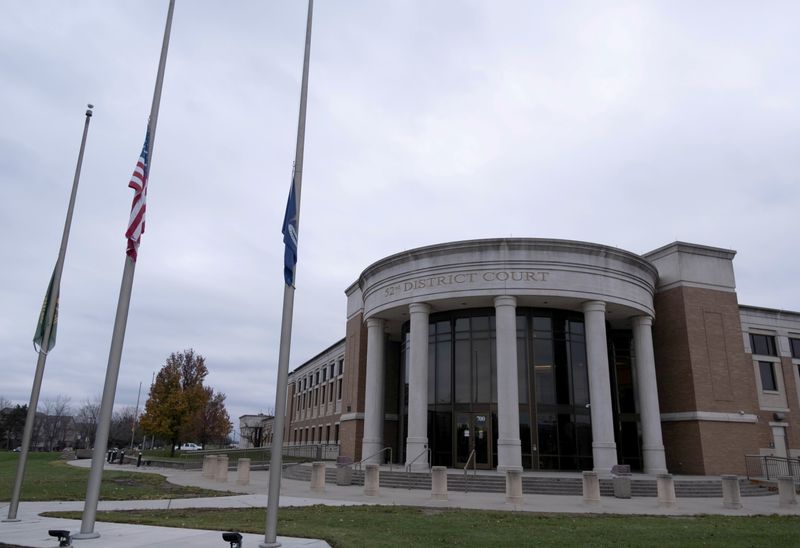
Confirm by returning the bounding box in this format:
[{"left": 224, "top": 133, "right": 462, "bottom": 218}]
[{"left": 125, "top": 132, "right": 150, "bottom": 261}]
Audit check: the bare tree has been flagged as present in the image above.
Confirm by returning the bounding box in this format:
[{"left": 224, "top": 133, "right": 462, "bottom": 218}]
[
  {"left": 75, "top": 398, "right": 101, "bottom": 449},
  {"left": 39, "top": 395, "right": 72, "bottom": 451},
  {"left": 109, "top": 407, "right": 140, "bottom": 449}
]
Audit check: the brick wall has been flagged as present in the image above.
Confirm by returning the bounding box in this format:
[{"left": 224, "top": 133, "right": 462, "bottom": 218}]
[
  {"left": 339, "top": 312, "right": 367, "bottom": 460},
  {"left": 653, "top": 285, "right": 766, "bottom": 474}
]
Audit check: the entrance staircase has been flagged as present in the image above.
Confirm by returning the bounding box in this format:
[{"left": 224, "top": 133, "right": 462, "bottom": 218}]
[{"left": 282, "top": 464, "right": 774, "bottom": 497}]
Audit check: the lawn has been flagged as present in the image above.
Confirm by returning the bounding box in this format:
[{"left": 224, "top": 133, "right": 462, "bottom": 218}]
[
  {"left": 0, "top": 452, "right": 227, "bottom": 501},
  {"left": 45, "top": 505, "right": 800, "bottom": 547}
]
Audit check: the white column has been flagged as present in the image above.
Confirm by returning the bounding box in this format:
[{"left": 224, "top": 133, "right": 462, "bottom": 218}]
[
  {"left": 494, "top": 296, "right": 522, "bottom": 471},
  {"left": 406, "top": 302, "right": 430, "bottom": 470},
  {"left": 582, "top": 300, "right": 618, "bottom": 473},
  {"left": 632, "top": 316, "right": 668, "bottom": 475},
  {"left": 361, "top": 317, "right": 386, "bottom": 464}
]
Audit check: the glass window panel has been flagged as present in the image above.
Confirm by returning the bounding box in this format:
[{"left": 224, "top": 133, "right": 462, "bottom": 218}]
[
  {"left": 519, "top": 412, "right": 532, "bottom": 456},
  {"left": 569, "top": 321, "right": 585, "bottom": 336},
  {"left": 434, "top": 411, "right": 452, "bottom": 467},
  {"left": 533, "top": 316, "right": 552, "bottom": 332},
  {"left": 575, "top": 413, "right": 592, "bottom": 457},
  {"left": 537, "top": 411, "right": 557, "bottom": 455},
  {"left": 455, "top": 318, "right": 469, "bottom": 332},
  {"left": 472, "top": 316, "right": 489, "bottom": 331},
  {"left": 554, "top": 338, "right": 570, "bottom": 405},
  {"left": 437, "top": 320, "right": 451, "bottom": 334},
  {"left": 557, "top": 413, "right": 576, "bottom": 463},
  {"left": 533, "top": 338, "right": 553, "bottom": 365},
  {"left": 428, "top": 340, "right": 436, "bottom": 404},
  {"left": 570, "top": 340, "right": 589, "bottom": 406},
  {"left": 491, "top": 338, "right": 498, "bottom": 403},
  {"left": 456, "top": 414, "right": 469, "bottom": 463},
  {"left": 750, "top": 334, "right": 777, "bottom": 356},
  {"left": 474, "top": 338, "right": 492, "bottom": 402},
  {"left": 535, "top": 364, "right": 555, "bottom": 405},
  {"left": 454, "top": 340, "right": 471, "bottom": 403},
  {"left": 436, "top": 338, "right": 452, "bottom": 404},
  {"left": 517, "top": 337, "right": 529, "bottom": 404},
  {"left": 759, "top": 361, "right": 778, "bottom": 391},
  {"left": 790, "top": 338, "right": 800, "bottom": 359}
]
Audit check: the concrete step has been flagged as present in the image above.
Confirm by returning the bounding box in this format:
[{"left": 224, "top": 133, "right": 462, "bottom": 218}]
[{"left": 283, "top": 465, "right": 775, "bottom": 498}]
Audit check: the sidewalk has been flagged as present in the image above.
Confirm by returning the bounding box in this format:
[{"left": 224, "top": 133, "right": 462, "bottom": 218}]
[{"left": 1, "top": 460, "right": 797, "bottom": 547}]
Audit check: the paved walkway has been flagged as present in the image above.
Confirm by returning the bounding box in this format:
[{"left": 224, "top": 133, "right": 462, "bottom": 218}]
[{"left": 1, "top": 460, "right": 798, "bottom": 547}]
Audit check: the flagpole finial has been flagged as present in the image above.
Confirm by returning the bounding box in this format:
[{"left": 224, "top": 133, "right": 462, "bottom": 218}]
[{"left": 86, "top": 104, "right": 94, "bottom": 117}]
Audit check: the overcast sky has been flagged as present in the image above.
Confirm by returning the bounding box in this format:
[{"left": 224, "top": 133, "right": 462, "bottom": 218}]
[{"left": 2, "top": 1, "right": 798, "bottom": 435}]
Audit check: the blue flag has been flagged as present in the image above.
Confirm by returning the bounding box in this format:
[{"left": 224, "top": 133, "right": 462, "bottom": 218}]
[{"left": 282, "top": 177, "right": 298, "bottom": 286}]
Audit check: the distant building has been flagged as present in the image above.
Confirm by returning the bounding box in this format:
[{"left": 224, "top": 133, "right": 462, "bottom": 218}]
[
  {"left": 277, "top": 238, "right": 799, "bottom": 476},
  {"left": 284, "top": 340, "right": 345, "bottom": 449},
  {"left": 238, "top": 414, "right": 274, "bottom": 449}
]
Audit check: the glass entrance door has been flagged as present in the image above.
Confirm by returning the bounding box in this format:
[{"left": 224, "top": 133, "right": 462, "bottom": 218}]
[{"left": 455, "top": 413, "right": 492, "bottom": 469}]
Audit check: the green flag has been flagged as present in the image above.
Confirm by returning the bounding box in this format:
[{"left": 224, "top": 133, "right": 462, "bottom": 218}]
[{"left": 33, "top": 268, "right": 59, "bottom": 353}]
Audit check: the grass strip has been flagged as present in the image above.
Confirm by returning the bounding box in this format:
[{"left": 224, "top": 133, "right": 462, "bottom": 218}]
[
  {"left": 44, "top": 505, "right": 800, "bottom": 547},
  {"left": 0, "top": 453, "right": 228, "bottom": 501}
]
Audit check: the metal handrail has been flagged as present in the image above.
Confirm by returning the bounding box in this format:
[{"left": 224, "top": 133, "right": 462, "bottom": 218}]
[
  {"left": 744, "top": 454, "right": 800, "bottom": 482},
  {"left": 463, "top": 449, "right": 476, "bottom": 493},
  {"left": 405, "top": 448, "right": 431, "bottom": 489},
  {"left": 354, "top": 447, "right": 393, "bottom": 471}
]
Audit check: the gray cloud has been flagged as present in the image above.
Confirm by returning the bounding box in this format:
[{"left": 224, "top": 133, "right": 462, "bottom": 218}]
[{"left": 2, "top": 1, "right": 798, "bottom": 427}]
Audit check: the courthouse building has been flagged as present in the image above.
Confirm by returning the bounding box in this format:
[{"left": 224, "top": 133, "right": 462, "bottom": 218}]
[{"left": 283, "top": 238, "right": 800, "bottom": 476}]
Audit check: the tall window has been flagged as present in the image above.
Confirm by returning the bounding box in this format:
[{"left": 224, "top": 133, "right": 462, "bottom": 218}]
[
  {"left": 750, "top": 333, "right": 777, "bottom": 356},
  {"left": 759, "top": 361, "right": 778, "bottom": 391},
  {"left": 790, "top": 337, "right": 800, "bottom": 359}
]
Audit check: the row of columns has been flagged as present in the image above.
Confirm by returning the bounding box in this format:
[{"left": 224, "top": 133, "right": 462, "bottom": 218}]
[{"left": 361, "top": 297, "right": 667, "bottom": 475}]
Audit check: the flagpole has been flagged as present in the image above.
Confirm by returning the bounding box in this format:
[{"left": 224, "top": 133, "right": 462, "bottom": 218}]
[
  {"left": 262, "top": 1, "right": 313, "bottom": 546},
  {"left": 129, "top": 381, "right": 142, "bottom": 450},
  {"left": 75, "top": 0, "right": 175, "bottom": 538},
  {"left": 4, "top": 105, "right": 94, "bottom": 522}
]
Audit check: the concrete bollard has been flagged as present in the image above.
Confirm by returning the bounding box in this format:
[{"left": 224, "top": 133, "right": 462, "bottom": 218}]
[
  {"left": 582, "top": 471, "right": 601, "bottom": 505},
  {"left": 656, "top": 474, "right": 677, "bottom": 508},
  {"left": 364, "top": 464, "right": 380, "bottom": 496},
  {"left": 203, "top": 455, "right": 218, "bottom": 479},
  {"left": 431, "top": 466, "right": 448, "bottom": 501},
  {"left": 336, "top": 464, "right": 353, "bottom": 486},
  {"left": 612, "top": 475, "right": 631, "bottom": 499},
  {"left": 778, "top": 476, "right": 797, "bottom": 508},
  {"left": 505, "top": 468, "right": 523, "bottom": 505},
  {"left": 237, "top": 458, "right": 251, "bottom": 486},
  {"left": 721, "top": 475, "right": 742, "bottom": 509},
  {"left": 311, "top": 462, "right": 326, "bottom": 493},
  {"left": 215, "top": 455, "right": 229, "bottom": 482}
]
